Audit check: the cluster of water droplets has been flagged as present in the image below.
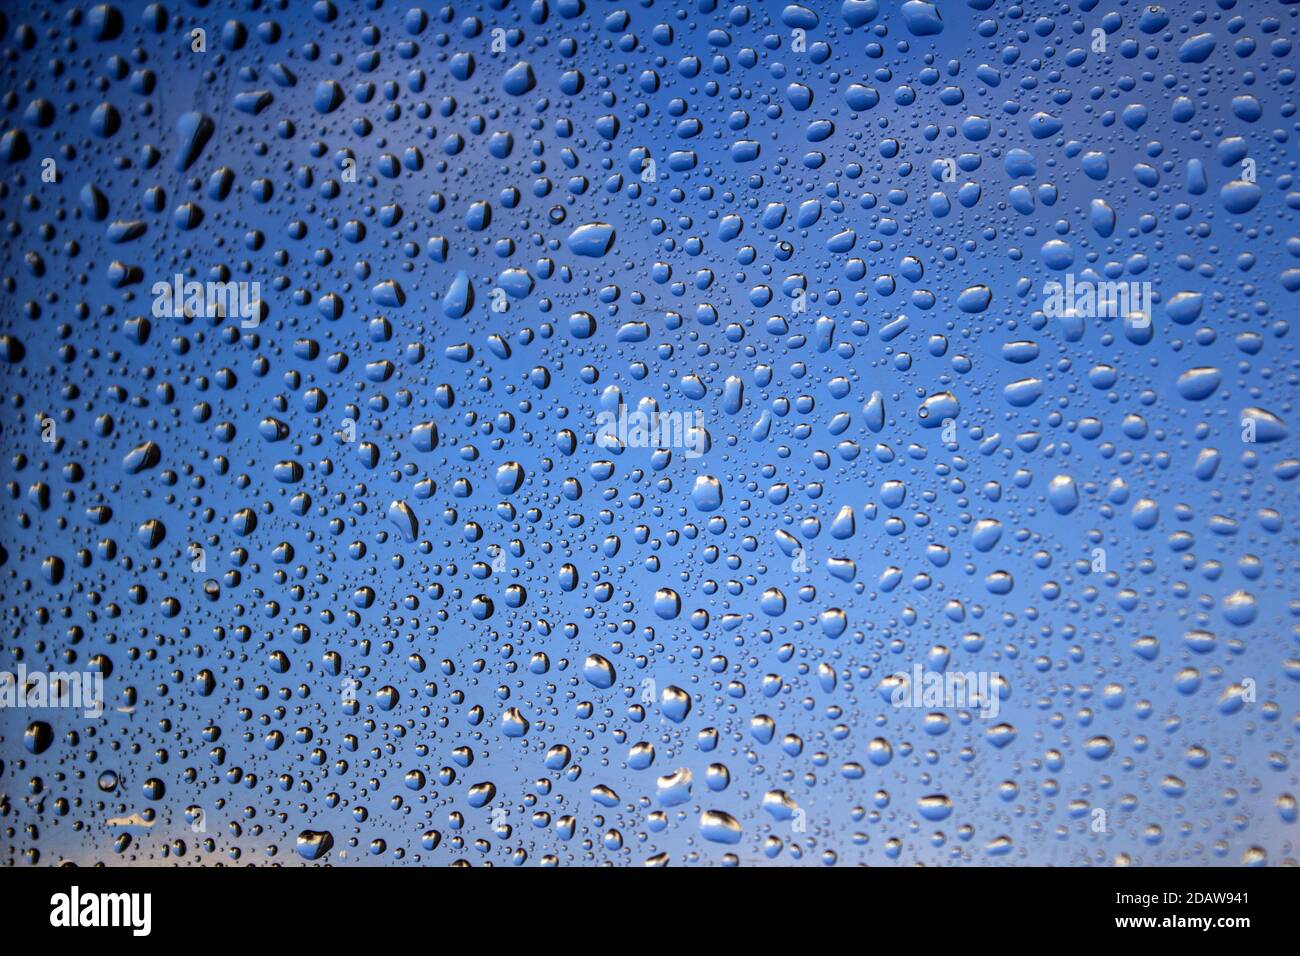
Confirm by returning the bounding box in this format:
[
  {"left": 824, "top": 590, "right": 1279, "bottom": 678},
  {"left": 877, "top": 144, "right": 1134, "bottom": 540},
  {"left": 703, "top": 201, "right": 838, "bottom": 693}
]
[{"left": 0, "top": 0, "right": 1298, "bottom": 866}]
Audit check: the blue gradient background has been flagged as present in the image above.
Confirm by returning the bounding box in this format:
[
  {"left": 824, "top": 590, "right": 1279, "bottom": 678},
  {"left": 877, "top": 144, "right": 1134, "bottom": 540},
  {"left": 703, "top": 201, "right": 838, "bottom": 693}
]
[{"left": 1, "top": 0, "right": 1298, "bottom": 865}]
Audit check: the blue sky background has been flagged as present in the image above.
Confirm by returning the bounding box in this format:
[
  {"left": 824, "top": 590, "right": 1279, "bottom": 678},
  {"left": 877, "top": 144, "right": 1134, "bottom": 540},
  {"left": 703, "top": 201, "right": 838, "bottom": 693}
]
[{"left": 1, "top": 0, "right": 1298, "bottom": 865}]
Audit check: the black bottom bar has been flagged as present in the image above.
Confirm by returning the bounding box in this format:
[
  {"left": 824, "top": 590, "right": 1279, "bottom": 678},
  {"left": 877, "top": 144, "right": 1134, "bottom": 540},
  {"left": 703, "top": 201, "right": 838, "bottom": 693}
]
[{"left": 0, "top": 864, "right": 1278, "bottom": 941}]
